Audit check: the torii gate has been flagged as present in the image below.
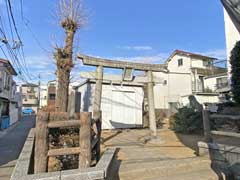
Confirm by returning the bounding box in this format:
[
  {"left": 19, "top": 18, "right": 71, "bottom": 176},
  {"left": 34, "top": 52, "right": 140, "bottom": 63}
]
[{"left": 77, "top": 54, "right": 168, "bottom": 137}]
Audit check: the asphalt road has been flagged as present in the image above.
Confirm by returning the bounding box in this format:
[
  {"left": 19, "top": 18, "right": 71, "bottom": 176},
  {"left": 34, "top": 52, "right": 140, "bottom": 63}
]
[{"left": 0, "top": 115, "right": 36, "bottom": 180}]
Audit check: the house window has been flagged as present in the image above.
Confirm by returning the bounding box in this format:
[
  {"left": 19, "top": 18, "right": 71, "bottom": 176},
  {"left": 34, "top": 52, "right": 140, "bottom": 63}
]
[
  {"left": 203, "top": 60, "right": 212, "bottom": 67},
  {"left": 29, "top": 95, "right": 36, "bottom": 99},
  {"left": 217, "top": 77, "right": 228, "bottom": 89},
  {"left": 49, "top": 94, "right": 56, "bottom": 100},
  {"left": 178, "top": 59, "right": 183, "bottom": 66},
  {"left": 163, "top": 80, "right": 167, "bottom": 85}
]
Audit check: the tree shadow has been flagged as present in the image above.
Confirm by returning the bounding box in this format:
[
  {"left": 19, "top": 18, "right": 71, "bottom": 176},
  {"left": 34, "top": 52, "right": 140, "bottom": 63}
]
[
  {"left": 109, "top": 120, "right": 141, "bottom": 129},
  {"left": 175, "top": 132, "right": 240, "bottom": 179},
  {"left": 102, "top": 130, "right": 122, "bottom": 144},
  {"left": 0, "top": 116, "right": 35, "bottom": 166},
  {"left": 106, "top": 148, "right": 121, "bottom": 180},
  {"left": 207, "top": 143, "right": 237, "bottom": 180}
]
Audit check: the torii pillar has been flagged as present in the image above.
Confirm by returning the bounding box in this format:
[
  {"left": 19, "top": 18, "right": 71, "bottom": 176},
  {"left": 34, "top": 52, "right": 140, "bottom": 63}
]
[
  {"left": 93, "top": 65, "right": 103, "bottom": 121},
  {"left": 93, "top": 65, "right": 103, "bottom": 161},
  {"left": 147, "top": 70, "right": 157, "bottom": 137}
]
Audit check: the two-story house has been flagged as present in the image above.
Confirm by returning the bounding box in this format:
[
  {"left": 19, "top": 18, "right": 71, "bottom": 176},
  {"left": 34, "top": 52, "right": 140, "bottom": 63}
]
[
  {"left": 21, "top": 83, "right": 39, "bottom": 112},
  {"left": 154, "top": 50, "right": 228, "bottom": 113},
  {"left": 47, "top": 80, "right": 56, "bottom": 107},
  {"left": 0, "top": 58, "right": 20, "bottom": 129}
]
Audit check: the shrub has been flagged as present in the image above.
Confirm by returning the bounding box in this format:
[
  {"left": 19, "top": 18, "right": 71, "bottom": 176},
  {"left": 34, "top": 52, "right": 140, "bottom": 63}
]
[
  {"left": 230, "top": 41, "right": 240, "bottom": 105},
  {"left": 169, "top": 106, "right": 203, "bottom": 134}
]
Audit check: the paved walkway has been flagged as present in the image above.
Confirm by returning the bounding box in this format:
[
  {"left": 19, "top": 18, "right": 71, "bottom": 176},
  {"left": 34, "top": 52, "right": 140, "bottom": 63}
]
[
  {"left": 0, "top": 115, "right": 35, "bottom": 180},
  {"left": 102, "top": 128, "right": 217, "bottom": 180}
]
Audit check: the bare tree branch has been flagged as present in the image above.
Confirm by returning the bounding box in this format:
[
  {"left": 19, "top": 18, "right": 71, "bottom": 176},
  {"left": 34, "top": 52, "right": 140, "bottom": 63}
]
[{"left": 54, "top": 0, "right": 86, "bottom": 112}]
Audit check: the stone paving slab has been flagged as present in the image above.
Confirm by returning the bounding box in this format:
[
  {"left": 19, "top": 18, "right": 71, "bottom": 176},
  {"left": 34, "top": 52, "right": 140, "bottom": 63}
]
[{"left": 101, "top": 129, "right": 217, "bottom": 180}]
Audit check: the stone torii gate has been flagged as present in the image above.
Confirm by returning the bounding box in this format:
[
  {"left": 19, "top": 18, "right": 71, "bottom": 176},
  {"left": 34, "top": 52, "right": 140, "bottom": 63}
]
[{"left": 77, "top": 54, "right": 168, "bottom": 137}]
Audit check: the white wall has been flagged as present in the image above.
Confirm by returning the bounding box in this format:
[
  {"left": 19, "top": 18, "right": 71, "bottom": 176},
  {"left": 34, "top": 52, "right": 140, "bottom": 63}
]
[
  {"left": 153, "top": 72, "right": 192, "bottom": 109},
  {"left": 167, "top": 54, "right": 191, "bottom": 73},
  {"left": 191, "top": 58, "right": 212, "bottom": 69},
  {"left": 9, "top": 102, "right": 19, "bottom": 125},
  {"left": 153, "top": 72, "right": 168, "bottom": 109},
  {"left": 204, "top": 77, "right": 217, "bottom": 92},
  {"left": 40, "top": 85, "right": 48, "bottom": 107},
  {"left": 77, "top": 82, "right": 144, "bottom": 129},
  {"left": 224, "top": 9, "right": 240, "bottom": 77},
  {"left": 181, "top": 95, "right": 220, "bottom": 107}
]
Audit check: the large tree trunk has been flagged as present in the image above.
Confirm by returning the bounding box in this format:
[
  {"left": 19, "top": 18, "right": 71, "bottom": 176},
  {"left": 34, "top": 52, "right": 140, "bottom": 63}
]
[
  {"left": 54, "top": 0, "right": 85, "bottom": 112},
  {"left": 55, "top": 28, "right": 75, "bottom": 112},
  {"left": 56, "top": 66, "right": 70, "bottom": 112}
]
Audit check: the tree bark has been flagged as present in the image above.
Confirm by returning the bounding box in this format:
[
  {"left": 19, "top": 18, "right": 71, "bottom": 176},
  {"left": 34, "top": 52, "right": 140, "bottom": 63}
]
[{"left": 55, "top": 26, "right": 75, "bottom": 112}]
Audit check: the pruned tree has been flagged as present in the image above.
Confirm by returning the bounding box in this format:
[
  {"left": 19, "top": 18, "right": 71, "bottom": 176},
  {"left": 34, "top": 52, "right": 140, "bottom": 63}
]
[
  {"left": 54, "top": 0, "right": 86, "bottom": 112},
  {"left": 230, "top": 41, "right": 240, "bottom": 105}
]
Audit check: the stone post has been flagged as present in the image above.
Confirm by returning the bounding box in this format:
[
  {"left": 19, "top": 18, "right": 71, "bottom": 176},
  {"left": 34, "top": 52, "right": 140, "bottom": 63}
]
[
  {"left": 93, "top": 66, "right": 103, "bottom": 121},
  {"left": 147, "top": 70, "right": 157, "bottom": 137},
  {"left": 202, "top": 105, "right": 212, "bottom": 142}
]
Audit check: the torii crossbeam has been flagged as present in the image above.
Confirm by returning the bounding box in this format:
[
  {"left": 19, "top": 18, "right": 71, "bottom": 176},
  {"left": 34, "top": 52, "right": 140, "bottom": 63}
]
[{"left": 78, "top": 54, "right": 168, "bottom": 137}]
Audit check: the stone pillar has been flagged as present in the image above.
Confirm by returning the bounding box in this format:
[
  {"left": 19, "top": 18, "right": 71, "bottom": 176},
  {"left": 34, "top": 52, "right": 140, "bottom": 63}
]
[
  {"left": 93, "top": 66, "right": 103, "bottom": 121},
  {"left": 147, "top": 70, "right": 157, "bottom": 137},
  {"left": 202, "top": 105, "right": 212, "bottom": 142}
]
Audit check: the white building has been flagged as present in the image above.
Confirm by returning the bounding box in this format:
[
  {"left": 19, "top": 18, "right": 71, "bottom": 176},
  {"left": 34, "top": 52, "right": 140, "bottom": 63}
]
[
  {"left": 154, "top": 50, "right": 228, "bottom": 112},
  {"left": 224, "top": 9, "right": 240, "bottom": 76},
  {"left": 0, "top": 58, "right": 21, "bottom": 129},
  {"left": 75, "top": 80, "right": 144, "bottom": 129},
  {"left": 77, "top": 50, "right": 228, "bottom": 129},
  {"left": 40, "top": 85, "right": 47, "bottom": 108},
  {"left": 20, "top": 83, "right": 39, "bottom": 112}
]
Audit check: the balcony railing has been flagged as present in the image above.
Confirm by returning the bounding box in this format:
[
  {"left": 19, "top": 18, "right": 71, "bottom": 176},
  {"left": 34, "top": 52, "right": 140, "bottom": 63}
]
[
  {"left": 216, "top": 82, "right": 228, "bottom": 89},
  {"left": 23, "top": 98, "right": 38, "bottom": 105}
]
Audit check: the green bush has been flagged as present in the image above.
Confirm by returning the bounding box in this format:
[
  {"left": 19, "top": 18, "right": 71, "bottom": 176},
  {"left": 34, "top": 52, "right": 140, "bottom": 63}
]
[
  {"left": 169, "top": 106, "right": 203, "bottom": 134},
  {"left": 230, "top": 41, "right": 240, "bottom": 105}
]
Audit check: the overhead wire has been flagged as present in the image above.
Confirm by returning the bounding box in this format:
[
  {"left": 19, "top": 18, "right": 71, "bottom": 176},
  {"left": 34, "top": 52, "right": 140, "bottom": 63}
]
[{"left": 0, "top": 0, "right": 36, "bottom": 83}]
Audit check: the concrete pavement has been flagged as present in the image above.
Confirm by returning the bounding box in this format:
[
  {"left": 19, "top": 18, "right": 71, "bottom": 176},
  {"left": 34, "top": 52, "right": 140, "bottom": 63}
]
[{"left": 0, "top": 115, "right": 35, "bottom": 180}]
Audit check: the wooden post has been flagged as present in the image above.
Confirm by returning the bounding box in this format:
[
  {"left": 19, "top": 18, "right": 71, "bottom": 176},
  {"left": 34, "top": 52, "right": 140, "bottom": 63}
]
[
  {"left": 35, "top": 111, "right": 49, "bottom": 173},
  {"left": 79, "top": 112, "right": 92, "bottom": 168},
  {"left": 93, "top": 65, "right": 103, "bottom": 121},
  {"left": 95, "top": 111, "right": 102, "bottom": 162},
  {"left": 147, "top": 70, "right": 157, "bottom": 137},
  {"left": 202, "top": 107, "right": 212, "bottom": 142}
]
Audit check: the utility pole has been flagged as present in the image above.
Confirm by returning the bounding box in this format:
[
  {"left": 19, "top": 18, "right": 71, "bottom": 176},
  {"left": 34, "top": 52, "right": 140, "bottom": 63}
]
[{"left": 38, "top": 74, "right": 41, "bottom": 110}]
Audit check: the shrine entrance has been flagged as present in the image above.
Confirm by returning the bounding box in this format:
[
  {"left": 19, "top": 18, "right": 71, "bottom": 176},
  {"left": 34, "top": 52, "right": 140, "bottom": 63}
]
[{"left": 78, "top": 54, "right": 168, "bottom": 137}]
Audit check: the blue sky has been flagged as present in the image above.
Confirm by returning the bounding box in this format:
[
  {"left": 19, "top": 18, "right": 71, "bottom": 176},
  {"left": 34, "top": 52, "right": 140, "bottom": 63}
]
[{"left": 0, "top": 0, "right": 227, "bottom": 84}]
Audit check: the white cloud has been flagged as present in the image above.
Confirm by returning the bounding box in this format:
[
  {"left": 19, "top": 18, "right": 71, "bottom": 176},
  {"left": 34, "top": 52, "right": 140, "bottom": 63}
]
[
  {"left": 118, "top": 45, "right": 153, "bottom": 51},
  {"left": 199, "top": 49, "right": 227, "bottom": 60},
  {"left": 19, "top": 55, "right": 56, "bottom": 84},
  {"left": 107, "top": 53, "right": 169, "bottom": 64},
  {"left": 25, "top": 55, "right": 55, "bottom": 69}
]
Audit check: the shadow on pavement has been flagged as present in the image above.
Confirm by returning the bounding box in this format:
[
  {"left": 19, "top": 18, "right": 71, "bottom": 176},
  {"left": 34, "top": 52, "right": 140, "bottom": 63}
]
[{"left": 0, "top": 115, "right": 35, "bottom": 166}]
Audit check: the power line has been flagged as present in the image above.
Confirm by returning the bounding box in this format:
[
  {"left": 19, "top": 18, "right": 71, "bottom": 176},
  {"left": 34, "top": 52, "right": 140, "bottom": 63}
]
[
  {"left": 0, "top": 1, "right": 34, "bottom": 83},
  {"left": 4, "top": 0, "right": 14, "bottom": 41},
  {"left": 6, "top": 0, "right": 22, "bottom": 42}
]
